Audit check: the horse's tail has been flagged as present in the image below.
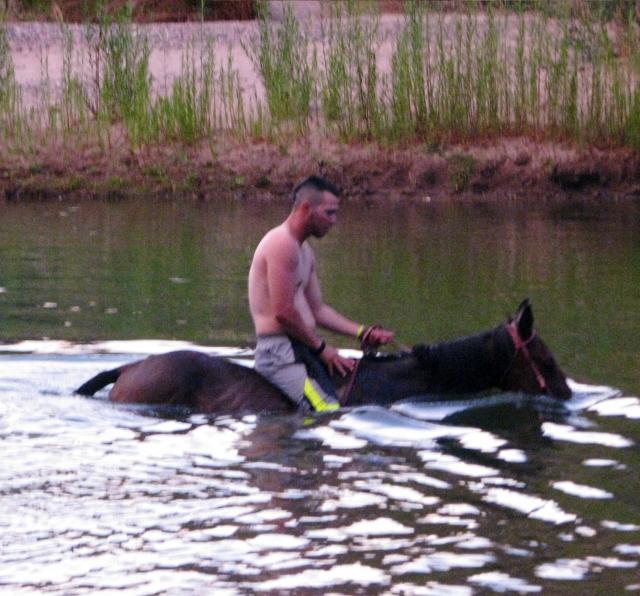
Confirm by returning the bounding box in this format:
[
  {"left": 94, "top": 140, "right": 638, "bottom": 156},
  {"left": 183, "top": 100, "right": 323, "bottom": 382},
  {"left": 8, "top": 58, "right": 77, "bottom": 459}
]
[{"left": 76, "top": 367, "right": 122, "bottom": 396}]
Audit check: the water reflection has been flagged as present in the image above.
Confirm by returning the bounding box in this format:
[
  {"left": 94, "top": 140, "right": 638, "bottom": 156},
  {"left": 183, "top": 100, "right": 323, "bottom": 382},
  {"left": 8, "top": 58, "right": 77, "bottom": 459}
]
[
  {"left": 470, "top": 572, "right": 542, "bottom": 593},
  {"left": 542, "top": 422, "right": 633, "bottom": 448}
]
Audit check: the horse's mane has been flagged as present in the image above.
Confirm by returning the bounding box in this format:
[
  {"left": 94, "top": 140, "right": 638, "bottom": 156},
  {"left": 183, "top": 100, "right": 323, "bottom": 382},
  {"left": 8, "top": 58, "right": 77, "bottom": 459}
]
[
  {"left": 358, "top": 323, "right": 514, "bottom": 393},
  {"left": 411, "top": 324, "right": 512, "bottom": 393}
]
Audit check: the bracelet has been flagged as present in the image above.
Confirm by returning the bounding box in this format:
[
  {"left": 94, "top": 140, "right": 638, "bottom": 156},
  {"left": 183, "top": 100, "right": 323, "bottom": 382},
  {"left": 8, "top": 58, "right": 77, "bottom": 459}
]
[
  {"left": 312, "top": 340, "right": 326, "bottom": 356},
  {"left": 356, "top": 324, "right": 365, "bottom": 339}
]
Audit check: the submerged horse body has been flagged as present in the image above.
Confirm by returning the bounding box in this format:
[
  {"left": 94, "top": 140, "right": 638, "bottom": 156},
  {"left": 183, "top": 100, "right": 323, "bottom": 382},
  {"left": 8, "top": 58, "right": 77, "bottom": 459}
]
[{"left": 76, "top": 301, "right": 571, "bottom": 414}]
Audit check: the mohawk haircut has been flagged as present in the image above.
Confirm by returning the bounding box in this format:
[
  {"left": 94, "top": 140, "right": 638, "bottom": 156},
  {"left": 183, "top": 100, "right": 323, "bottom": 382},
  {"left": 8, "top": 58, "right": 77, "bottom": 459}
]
[{"left": 292, "top": 175, "right": 340, "bottom": 207}]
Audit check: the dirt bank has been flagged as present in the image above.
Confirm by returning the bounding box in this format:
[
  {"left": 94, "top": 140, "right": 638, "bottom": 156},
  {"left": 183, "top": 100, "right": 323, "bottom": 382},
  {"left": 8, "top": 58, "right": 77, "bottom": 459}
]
[{"left": 3, "top": 133, "right": 639, "bottom": 205}]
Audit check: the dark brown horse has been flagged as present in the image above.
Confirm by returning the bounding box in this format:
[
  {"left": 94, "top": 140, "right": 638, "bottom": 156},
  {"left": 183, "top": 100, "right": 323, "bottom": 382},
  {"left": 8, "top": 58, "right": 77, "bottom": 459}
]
[{"left": 76, "top": 300, "right": 571, "bottom": 414}]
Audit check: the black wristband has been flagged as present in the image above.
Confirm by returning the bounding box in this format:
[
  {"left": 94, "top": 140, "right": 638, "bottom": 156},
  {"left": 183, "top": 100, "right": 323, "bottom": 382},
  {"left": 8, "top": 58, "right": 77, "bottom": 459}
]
[{"left": 311, "top": 340, "right": 326, "bottom": 356}]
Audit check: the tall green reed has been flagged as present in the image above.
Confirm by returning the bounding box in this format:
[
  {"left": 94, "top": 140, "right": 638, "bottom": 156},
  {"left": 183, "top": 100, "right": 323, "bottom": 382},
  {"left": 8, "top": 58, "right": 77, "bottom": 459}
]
[
  {"left": 0, "top": 18, "right": 24, "bottom": 141},
  {"left": 433, "top": 12, "right": 474, "bottom": 138},
  {"left": 473, "top": 5, "right": 505, "bottom": 134},
  {"left": 321, "top": 0, "right": 384, "bottom": 140},
  {"left": 384, "top": 0, "right": 640, "bottom": 148},
  {"left": 60, "top": 27, "right": 89, "bottom": 138},
  {"left": 217, "top": 50, "right": 247, "bottom": 135},
  {"left": 389, "top": 0, "right": 428, "bottom": 140},
  {"left": 152, "top": 42, "right": 212, "bottom": 145},
  {"left": 512, "top": 8, "right": 542, "bottom": 133},
  {"left": 84, "top": 4, "right": 152, "bottom": 147},
  {"left": 243, "top": 0, "right": 315, "bottom": 134},
  {"left": 151, "top": 42, "right": 246, "bottom": 146},
  {"left": 103, "top": 16, "right": 151, "bottom": 145}
]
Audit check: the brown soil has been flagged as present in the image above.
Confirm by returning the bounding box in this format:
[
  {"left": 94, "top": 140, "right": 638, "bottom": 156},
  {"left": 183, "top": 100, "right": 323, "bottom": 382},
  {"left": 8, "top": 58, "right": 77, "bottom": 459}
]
[{"left": 2, "top": 133, "right": 640, "bottom": 206}]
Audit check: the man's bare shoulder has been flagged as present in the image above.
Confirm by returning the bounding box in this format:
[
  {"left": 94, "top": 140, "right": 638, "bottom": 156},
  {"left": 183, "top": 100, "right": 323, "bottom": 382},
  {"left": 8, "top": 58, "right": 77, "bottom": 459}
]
[{"left": 256, "top": 225, "right": 300, "bottom": 260}]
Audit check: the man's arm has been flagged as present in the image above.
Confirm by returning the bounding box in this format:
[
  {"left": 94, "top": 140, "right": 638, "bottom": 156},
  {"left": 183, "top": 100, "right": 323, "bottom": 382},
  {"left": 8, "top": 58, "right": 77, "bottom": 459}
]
[
  {"left": 268, "top": 238, "right": 322, "bottom": 349},
  {"left": 306, "top": 270, "right": 360, "bottom": 336}
]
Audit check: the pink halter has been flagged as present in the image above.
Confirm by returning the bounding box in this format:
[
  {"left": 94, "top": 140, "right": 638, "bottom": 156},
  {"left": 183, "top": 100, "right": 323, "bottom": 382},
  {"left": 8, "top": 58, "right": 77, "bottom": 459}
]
[{"left": 505, "top": 322, "right": 547, "bottom": 393}]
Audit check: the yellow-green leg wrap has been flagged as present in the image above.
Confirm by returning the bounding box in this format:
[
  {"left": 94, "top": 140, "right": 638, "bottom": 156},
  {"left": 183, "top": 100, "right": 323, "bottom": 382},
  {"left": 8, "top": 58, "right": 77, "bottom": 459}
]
[{"left": 304, "top": 378, "right": 339, "bottom": 412}]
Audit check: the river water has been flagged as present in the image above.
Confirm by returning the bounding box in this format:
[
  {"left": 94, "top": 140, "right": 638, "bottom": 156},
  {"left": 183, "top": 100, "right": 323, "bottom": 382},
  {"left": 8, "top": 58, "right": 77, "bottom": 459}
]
[{"left": 1, "top": 197, "right": 639, "bottom": 594}]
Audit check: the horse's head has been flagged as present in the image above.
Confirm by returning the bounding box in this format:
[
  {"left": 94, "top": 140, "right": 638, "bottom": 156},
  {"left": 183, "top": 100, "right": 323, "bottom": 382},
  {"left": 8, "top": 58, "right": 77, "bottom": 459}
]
[{"left": 499, "top": 300, "right": 572, "bottom": 400}]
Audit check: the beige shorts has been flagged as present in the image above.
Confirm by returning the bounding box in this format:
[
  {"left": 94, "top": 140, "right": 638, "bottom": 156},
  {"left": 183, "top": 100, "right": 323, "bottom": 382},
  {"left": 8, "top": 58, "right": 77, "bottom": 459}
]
[{"left": 254, "top": 334, "right": 339, "bottom": 412}]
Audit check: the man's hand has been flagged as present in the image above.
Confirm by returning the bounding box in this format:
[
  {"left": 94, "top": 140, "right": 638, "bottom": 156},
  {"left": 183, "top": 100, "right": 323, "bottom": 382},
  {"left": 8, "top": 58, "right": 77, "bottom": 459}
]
[
  {"left": 320, "top": 345, "right": 355, "bottom": 377},
  {"left": 360, "top": 325, "right": 395, "bottom": 349}
]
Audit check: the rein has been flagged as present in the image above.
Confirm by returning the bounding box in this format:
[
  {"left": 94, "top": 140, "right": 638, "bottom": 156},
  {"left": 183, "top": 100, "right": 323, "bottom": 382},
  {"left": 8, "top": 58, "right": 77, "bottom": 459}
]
[
  {"left": 340, "top": 337, "right": 411, "bottom": 406},
  {"left": 340, "top": 357, "right": 361, "bottom": 406},
  {"left": 504, "top": 322, "right": 547, "bottom": 393}
]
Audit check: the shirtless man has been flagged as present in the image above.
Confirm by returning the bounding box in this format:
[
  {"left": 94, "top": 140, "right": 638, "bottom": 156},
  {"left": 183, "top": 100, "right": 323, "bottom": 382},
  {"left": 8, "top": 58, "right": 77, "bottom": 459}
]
[{"left": 248, "top": 175, "right": 394, "bottom": 412}]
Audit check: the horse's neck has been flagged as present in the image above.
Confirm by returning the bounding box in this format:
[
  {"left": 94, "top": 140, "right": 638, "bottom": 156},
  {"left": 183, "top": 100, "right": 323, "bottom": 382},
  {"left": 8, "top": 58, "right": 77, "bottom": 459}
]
[
  {"left": 349, "top": 327, "right": 510, "bottom": 404},
  {"left": 426, "top": 327, "right": 509, "bottom": 393},
  {"left": 349, "top": 354, "right": 431, "bottom": 405}
]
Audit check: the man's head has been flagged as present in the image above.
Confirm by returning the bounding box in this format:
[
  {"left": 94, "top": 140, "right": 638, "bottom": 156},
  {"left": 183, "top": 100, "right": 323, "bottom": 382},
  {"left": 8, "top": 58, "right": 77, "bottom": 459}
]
[
  {"left": 292, "top": 175, "right": 340, "bottom": 207},
  {"left": 292, "top": 176, "right": 341, "bottom": 238}
]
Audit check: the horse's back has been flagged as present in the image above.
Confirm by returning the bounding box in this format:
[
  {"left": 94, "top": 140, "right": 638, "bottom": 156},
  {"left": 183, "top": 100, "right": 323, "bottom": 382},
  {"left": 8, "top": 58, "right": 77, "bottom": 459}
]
[
  {"left": 109, "top": 350, "right": 207, "bottom": 406},
  {"left": 110, "top": 350, "right": 292, "bottom": 414}
]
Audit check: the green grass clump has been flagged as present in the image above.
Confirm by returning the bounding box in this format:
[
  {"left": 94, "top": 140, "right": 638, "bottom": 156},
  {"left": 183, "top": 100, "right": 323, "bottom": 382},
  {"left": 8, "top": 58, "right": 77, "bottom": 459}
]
[
  {"left": 243, "top": 0, "right": 315, "bottom": 134},
  {"left": 321, "top": 0, "right": 384, "bottom": 140},
  {"left": 389, "top": 0, "right": 427, "bottom": 140},
  {"left": 93, "top": 6, "right": 153, "bottom": 146},
  {"left": 448, "top": 152, "right": 475, "bottom": 193},
  {"left": 152, "top": 43, "right": 212, "bottom": 145},
  {"left": 0, "top": 18, "right": 25, "bottom": 140}
]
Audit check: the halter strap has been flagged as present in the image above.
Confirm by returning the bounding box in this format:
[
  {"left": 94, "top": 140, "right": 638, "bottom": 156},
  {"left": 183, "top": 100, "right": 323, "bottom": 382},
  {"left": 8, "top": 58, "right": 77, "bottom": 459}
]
[{"left": 505, "top": 322, "right": 547, "bottom": 392}]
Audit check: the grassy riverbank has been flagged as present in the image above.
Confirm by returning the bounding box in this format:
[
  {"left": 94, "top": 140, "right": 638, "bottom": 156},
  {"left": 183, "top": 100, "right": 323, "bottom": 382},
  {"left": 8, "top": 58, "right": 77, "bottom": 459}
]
[{"left": 2, "top": 1, "right": 640, "bottom": 203}]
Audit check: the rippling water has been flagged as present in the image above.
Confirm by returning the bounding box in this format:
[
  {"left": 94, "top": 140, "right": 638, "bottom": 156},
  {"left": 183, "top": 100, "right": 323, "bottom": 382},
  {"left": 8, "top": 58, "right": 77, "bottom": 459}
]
[{"left": 1, "top": 342, "right": 638, "bottom": 594}]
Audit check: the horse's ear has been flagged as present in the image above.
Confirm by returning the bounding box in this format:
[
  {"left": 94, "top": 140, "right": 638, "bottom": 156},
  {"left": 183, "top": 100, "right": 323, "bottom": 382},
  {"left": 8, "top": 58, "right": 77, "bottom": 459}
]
[
  {"left": 515, "top": 299, "right": 534, "bottom": 340},
  {"left": 516, "top": 298, "right": 531, "bottom": 313}
]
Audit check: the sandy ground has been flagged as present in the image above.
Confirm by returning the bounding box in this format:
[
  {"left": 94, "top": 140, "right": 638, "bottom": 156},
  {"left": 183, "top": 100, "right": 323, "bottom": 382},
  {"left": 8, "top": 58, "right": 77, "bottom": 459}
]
[
  {"left": 7, "top": 21, "right": 261, "bottom": 109},
  {"left": 2, "top": 19, "right": 640, "bottom": 204},
  {"left": 4, "top": 13, "right": 579, "bottom": 108},
  {"left": 7, "top": 18, "right": 408, "bottom": 108}
]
